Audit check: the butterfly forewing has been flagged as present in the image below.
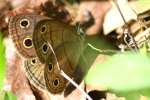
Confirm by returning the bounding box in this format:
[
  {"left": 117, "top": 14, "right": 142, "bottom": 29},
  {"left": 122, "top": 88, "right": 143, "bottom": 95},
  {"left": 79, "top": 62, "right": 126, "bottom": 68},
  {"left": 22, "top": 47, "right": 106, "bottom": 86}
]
[{"left": 8, "top": 14, "right": 49, "bottom": 58}]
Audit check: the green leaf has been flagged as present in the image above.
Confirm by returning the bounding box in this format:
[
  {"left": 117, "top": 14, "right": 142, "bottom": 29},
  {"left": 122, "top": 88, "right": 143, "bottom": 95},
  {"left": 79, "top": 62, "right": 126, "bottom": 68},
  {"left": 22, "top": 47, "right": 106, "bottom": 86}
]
[
  {"left": 85, "top": 52, "right": 150, "bottom": 99},
  {"left": 0, "top": 33, "right": 16, "bottom": 100},
  {"left": 0, "top": 90, "right": 17, "bottom": 100},
  {"left": 85, "top": 52, "right": 150, "bottom": 92},
  {"left": 0, "top": 32, "right": 6, "bottom": 89},
  {"left": 115, "top": 88, "right": 150, "bottom": 100},
  {"left": 4, "top": 92, "right": 17, "bottom": 100},
  {"left": 116, "top": 91, "right": 140, "bottom": 100},
  {"left": 0, "top": 90, "right": 5, "bottom": 100},
  {"left": 138, "top": 0, "right": 150, "bottom": 6}
]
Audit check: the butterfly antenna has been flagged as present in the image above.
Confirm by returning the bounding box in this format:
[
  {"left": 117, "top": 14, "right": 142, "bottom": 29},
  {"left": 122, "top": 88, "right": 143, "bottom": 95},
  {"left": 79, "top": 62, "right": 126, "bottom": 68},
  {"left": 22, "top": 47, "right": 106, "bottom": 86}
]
[{"left": 47, "top": 42, "right": 92, "bottom": 100}]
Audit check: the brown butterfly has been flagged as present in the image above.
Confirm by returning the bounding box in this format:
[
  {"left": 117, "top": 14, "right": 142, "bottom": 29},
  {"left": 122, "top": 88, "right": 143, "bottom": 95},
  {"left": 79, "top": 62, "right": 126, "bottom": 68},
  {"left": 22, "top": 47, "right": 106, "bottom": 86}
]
[
  {"left": 8, "top": 14, "right": 49, "bottom": 58},
  {"left": 32, "top": 19, "right": 85, "bottom": 96},
  {"left": 24, "top": 57, "right": 46, "bottom": 90}
]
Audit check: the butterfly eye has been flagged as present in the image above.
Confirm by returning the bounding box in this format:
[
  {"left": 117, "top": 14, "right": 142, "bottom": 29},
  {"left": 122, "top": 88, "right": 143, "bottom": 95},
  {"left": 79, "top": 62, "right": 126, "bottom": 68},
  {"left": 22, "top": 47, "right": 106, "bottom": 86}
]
[
  {"left": 23, "top": 37, "right": 33, "bottom": 48},
  {"left": 42, "top": 43, "right": 48, "bottom": 54},
  {"left": 53, "top": 79, "right": 59, "bottom": 87},
  {"left": 40, "top": 25, "right": 47, "bottom": 33},
  {"left": 48, "top": 63, "right": 53, "bottom": 71},
  {"left": 20, "top": 18, "right": 30, "bottom": 28},
  {"left": 31, "top": 58, "right": 36, "bottom": 65}
]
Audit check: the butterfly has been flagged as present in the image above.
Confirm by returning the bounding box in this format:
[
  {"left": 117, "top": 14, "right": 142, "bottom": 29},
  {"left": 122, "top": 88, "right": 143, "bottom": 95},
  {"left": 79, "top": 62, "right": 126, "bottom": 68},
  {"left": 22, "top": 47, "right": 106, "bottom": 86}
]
[
  {"left": 8, "top": 14, "right": 49, "bottom": 58},
  {"left": 32, "top": 19, "right": 85, "bottom": 96}
]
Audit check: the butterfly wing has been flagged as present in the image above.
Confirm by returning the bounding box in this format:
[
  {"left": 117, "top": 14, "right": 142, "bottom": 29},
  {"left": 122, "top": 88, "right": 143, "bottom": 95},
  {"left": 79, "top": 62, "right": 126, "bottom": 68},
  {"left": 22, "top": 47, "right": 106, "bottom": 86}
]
[
  {"left": 43, "top": 42, "right": 84, "bottom": 94},
  {"left": 24, "top": 57, "right": 46, "bottom": 90},
  {"left": 33, "top": 19, "right": 85, "bottom": 94},
  {"left": 8, "top": 14, "right": 49, "bottom": 58},
  {"left": 32, "top": 19, "right": 84, "bottom": 63},
  {"left": 44, "top": 62, "right": 67, "bottom": 94}
]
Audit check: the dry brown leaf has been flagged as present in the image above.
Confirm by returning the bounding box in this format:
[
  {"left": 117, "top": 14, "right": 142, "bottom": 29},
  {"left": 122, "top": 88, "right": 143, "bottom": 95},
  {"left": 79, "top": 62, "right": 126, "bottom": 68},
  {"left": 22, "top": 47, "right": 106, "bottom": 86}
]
[{"left": 75, "top": 1, "right": 111, "bottom": 35}]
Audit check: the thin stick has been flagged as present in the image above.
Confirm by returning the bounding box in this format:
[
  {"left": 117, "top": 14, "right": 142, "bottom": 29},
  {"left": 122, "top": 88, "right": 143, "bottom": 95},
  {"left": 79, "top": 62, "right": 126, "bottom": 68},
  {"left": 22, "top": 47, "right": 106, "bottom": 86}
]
[
  {"left": 60, "top": 70, "right": 92, "bottom": 100},
  {"left": 113, "top": 0, "right": 139, "bottom": 51},
  {"left": 88, "top": 43, "right": 118, "bottom": 53}
]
